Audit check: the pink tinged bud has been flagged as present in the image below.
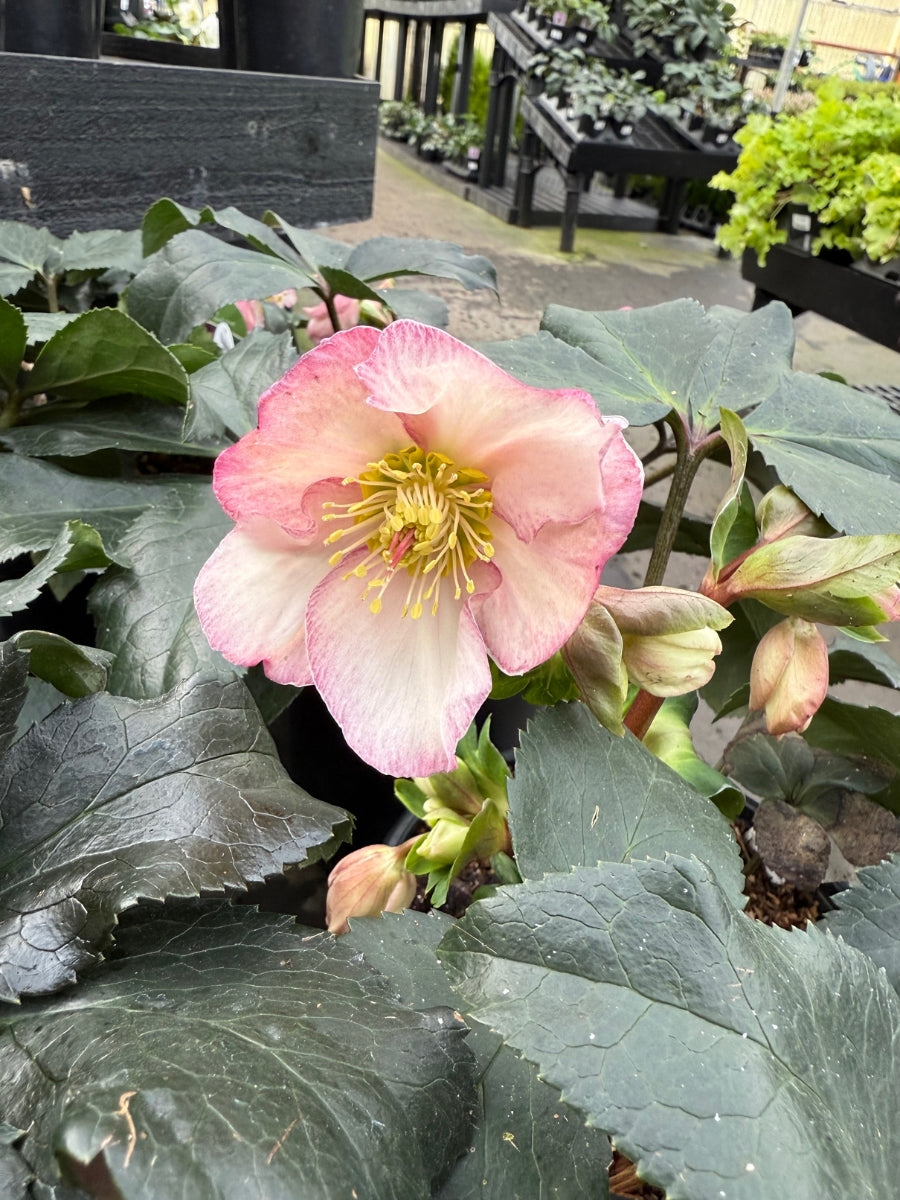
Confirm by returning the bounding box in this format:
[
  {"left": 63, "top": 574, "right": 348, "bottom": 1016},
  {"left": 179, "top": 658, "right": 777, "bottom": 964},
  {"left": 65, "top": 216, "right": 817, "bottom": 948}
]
[
  {"left": 749, "top": 617, "right": 829, "bottom": 735},
  {"left": 755, "top": 485, "right": 833, "bottom": 543},
  {"left": 622, "top": 626, "right": 724, "bottom": 696},
  {"left": 562, "top": 601, "right": 628, "bottom": 735},
  {"left": 325, "top": 838, "right": 419, "bottom": 935},
  {"left": 303, "top": 294, "right": 363, "bottom": 345},
  {"left": 589, "top": 584, "right": 732, "bottom": 698},
  {"left": 875, "top": 585, "right": 900, "bottom": 621},
  {"left": 709, "top": 534, "right": 900, "bottom": 626},
  {"left": 235, "top": 299, "right": 264, "bottom": 333}
]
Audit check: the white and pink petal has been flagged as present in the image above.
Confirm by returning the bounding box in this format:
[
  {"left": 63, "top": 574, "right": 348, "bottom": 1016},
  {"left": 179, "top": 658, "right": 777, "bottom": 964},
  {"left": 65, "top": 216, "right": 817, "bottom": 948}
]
[
  {"left": 305, "top": 550, "right": 492, "bottom": 777},
  {"left": 471, "top": 512, "right": 610, "bottom": 675},
  {"left": 214, "top": 327, "right": 407, "bottom": 534},
  {"left": 193, "top": 517, "right": 332, "bottom": 686}
]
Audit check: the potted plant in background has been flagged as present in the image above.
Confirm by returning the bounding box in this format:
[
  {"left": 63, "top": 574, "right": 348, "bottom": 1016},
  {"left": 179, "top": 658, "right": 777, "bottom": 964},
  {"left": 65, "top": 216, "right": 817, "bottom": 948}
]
[
  {"left": 712, "top": 79, "right": 900, "bottom": 267},
  {"left": 622, "top": 0, "right": 735, "bottom": 61}
]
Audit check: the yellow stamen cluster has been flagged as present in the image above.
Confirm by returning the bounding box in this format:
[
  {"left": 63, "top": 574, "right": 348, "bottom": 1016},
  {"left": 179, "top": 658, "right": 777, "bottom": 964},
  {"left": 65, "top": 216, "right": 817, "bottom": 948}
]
[{"left": 322, "top": 446, "right": 494, "bottom": 618}]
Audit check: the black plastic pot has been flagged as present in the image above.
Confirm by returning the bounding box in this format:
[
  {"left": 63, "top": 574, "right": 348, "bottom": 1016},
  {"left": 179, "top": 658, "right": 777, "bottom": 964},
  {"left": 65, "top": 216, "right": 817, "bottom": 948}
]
[
  {"left": 4, "top": 0, "right": 103, "bottom": 58},
  {"left": 232, "top": 0, "right": 364, "bottom": 77},
  {"left": 777, "top": 202, "right": 819, "bottom": 255}
]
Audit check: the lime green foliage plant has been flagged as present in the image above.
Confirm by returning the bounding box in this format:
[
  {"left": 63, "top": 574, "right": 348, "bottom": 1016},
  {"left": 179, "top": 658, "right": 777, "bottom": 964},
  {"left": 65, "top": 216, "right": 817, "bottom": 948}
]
[{"left": 712, "top": 80, "right": 900, "bottom": 262}]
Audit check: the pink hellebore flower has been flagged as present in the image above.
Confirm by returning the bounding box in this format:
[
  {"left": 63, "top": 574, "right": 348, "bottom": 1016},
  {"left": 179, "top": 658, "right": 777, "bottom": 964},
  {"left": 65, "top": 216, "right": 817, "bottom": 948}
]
[
  {"left": 235, "top": 288, "right": 299, "bottom": 334},
  {"left": 304, "top": 293, "right": 362, "bottom": 345},
  {"left": 193, "top": 320, "right": 643, "bottom": 776}
]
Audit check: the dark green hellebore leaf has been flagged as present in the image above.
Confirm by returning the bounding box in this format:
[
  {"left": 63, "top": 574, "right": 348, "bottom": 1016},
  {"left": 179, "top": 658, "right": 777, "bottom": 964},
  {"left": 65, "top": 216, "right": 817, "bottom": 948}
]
[
  {"left": 510, "top": 704, "right": 744, "bottom": 905},
  {"left": 382, "top": 288, "right": 449, "bottom": 329},
  {"left": 0, "top": 395, "right": 220, "bottom": 458},
  {"left": 0, "top": 297, "right": 26, "bottom": 393},
  {"left": 0, "top": 520, "right": 110, "bottom": 618},
  {"left": 141, "top": 196, "right": 209, "bottom": 256},
  {"left": 0, "top": 1125, "right": 30, "bottom": 1198},
  {"left": 21, "top": 311, "right": 80, "bottom": 344},
  {"left": 59, "top": 228, "right": 144, "bottom": 276},
  {"left": 0, "top": 455, "right": 190, "bottom": 565},
  {"left": 441, "top": 856, "right": 900, "bottom": 1200},
  {"left": 0, "top": 900, "right": 476, "bottom": 1199},
  {"left": 126, "top": 230, "right": 312, "bottom": 344},
  {"left": 725, "top": 731, "right": 893, "bottom": 840},
  {"left": 745, "top": 373, "right": 900, "bottom": 535},
  {"left": 317, "top": 266, "right": 388, "bottom": 305},
  {"left": 345, "top": 911, "right": 610, "bottom": 1200},
  {"left": 244, "top": 667, "right": 299, "bottom": 727},
  {"left": 828, "top": 630, "right": 900, "bottom": 689},
  {"left": 0, "top": 220, "right": 62, "bottom": 295},
  {"left": 0, "top": 674, "right": 350, "bottom": 1001},
  {"left": 184, "top": 328, "right": 296, "bottom": 444},
  {"left": 263, "top": 210, "right": 352, "bottom": 271},
  {"left": 481, "top": 330, "right": 664, "bottom": 425},
  {"left": 344, "top": 236, "right": 498, "bottom": 293},
  {"left": 822, "top": 855, "right": 900, "bottom": 991},
  {"left": 10, "top": 631, "right": 114, "bottom": 698},
  {"left": 168, "top": 340, "right": 218, "bottom": 373},
  {"left": 11, "top": 678, "right": 67, "bottom": 747},
  {"left": 88, "top": 479, "right": 234, "bottom": 698},
  {"left": 540, "top": 299, "right": 793, "bottom": 433},
  {"left": 0, "top": 642, "right": 29, "bottom": 759},
  {"left": 211, "top": 205, "right": 312, "bottom": 262},
  {"left": 805, "top": 698, "right": 900, "bottom": 812},
  {"left": 23, "top": 308, "right": 189, "bottom": 405}
]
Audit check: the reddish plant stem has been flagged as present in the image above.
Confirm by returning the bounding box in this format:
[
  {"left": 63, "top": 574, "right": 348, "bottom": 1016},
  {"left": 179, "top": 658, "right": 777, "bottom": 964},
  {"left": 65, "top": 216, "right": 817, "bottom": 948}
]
[{"left": 623, "top": 689, "right": 664, "bottom": 740}]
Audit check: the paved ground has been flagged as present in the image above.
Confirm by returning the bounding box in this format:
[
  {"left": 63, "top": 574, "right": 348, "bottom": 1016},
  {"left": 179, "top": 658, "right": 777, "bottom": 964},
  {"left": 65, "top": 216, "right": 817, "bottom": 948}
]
[{"left": 335, "top": 145, "right": 900, "bottom": 386}]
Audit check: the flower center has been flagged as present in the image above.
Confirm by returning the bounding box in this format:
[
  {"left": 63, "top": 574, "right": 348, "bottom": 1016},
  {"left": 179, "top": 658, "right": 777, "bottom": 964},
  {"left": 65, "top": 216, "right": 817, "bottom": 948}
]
[{"left": 322, "top": 446, "right": 494, "bottom": 618}]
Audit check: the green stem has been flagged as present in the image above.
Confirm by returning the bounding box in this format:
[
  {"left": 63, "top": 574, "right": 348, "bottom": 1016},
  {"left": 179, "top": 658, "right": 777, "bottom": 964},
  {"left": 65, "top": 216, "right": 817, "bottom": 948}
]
[
  {"left": 322, "top": 290, "right": 341, "bottom": 336},
  {"left": 642, "top": 418, "right": 716, "bottom": 587},
  {"left": 0, "top": 391, "right": 22, "bottom": 429},
  {"left": 45, "top": 273, "right": 59, "bottom": 314}
]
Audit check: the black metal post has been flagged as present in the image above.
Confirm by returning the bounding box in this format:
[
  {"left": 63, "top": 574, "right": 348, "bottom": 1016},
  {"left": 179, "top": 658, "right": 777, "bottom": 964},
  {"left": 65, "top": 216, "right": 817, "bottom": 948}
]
[
  {"left": 422, "top": 19, "right": 444, "bottom": 115},
  {"left": 452, "top": 19, "right": 477, "bottom": 115},
  {"left": 393, "top": 17, "right": 408, "bottom": 100},
  {"left": 560, "top": 171, "right": 582, "bottom": 252},
  {"left": 515, "top": 124, "right": 540, "bottom": 226},
  {"left": 373, "top": 16, "right": 385, "bottom": 83}
]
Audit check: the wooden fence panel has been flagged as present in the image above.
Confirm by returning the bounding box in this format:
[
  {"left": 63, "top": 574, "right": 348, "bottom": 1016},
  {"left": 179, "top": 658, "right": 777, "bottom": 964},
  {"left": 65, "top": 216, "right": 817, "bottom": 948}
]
[{"left": 0, "top": 51, "right": 379, "bottom": 233}]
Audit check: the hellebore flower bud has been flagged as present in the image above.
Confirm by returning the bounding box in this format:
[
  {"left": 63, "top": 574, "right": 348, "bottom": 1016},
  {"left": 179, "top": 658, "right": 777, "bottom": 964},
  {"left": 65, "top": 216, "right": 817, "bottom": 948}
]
[
  {"left": 755, "top": 485, "right": 833, "bottom": 543},
  {"left": 749, "top": 617, "right": 829, "bottom": 735},
  {"left": 704, "top": 534, "right": 900, "bottom": 626},
  {"left": 326, "top": 838, "right": 419, "bottom": 935},
  {"left": 412, "top": 813, "right": 470, "bottom": 867},
  {"left": 586, "top": 585, "right": 733, "bottom": 698},
  {"left": 416, "top": 760, "right": 487, "bottom": 819},
  {"left": 563, "top": 600, "right": 629, "bottom": 734}
]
